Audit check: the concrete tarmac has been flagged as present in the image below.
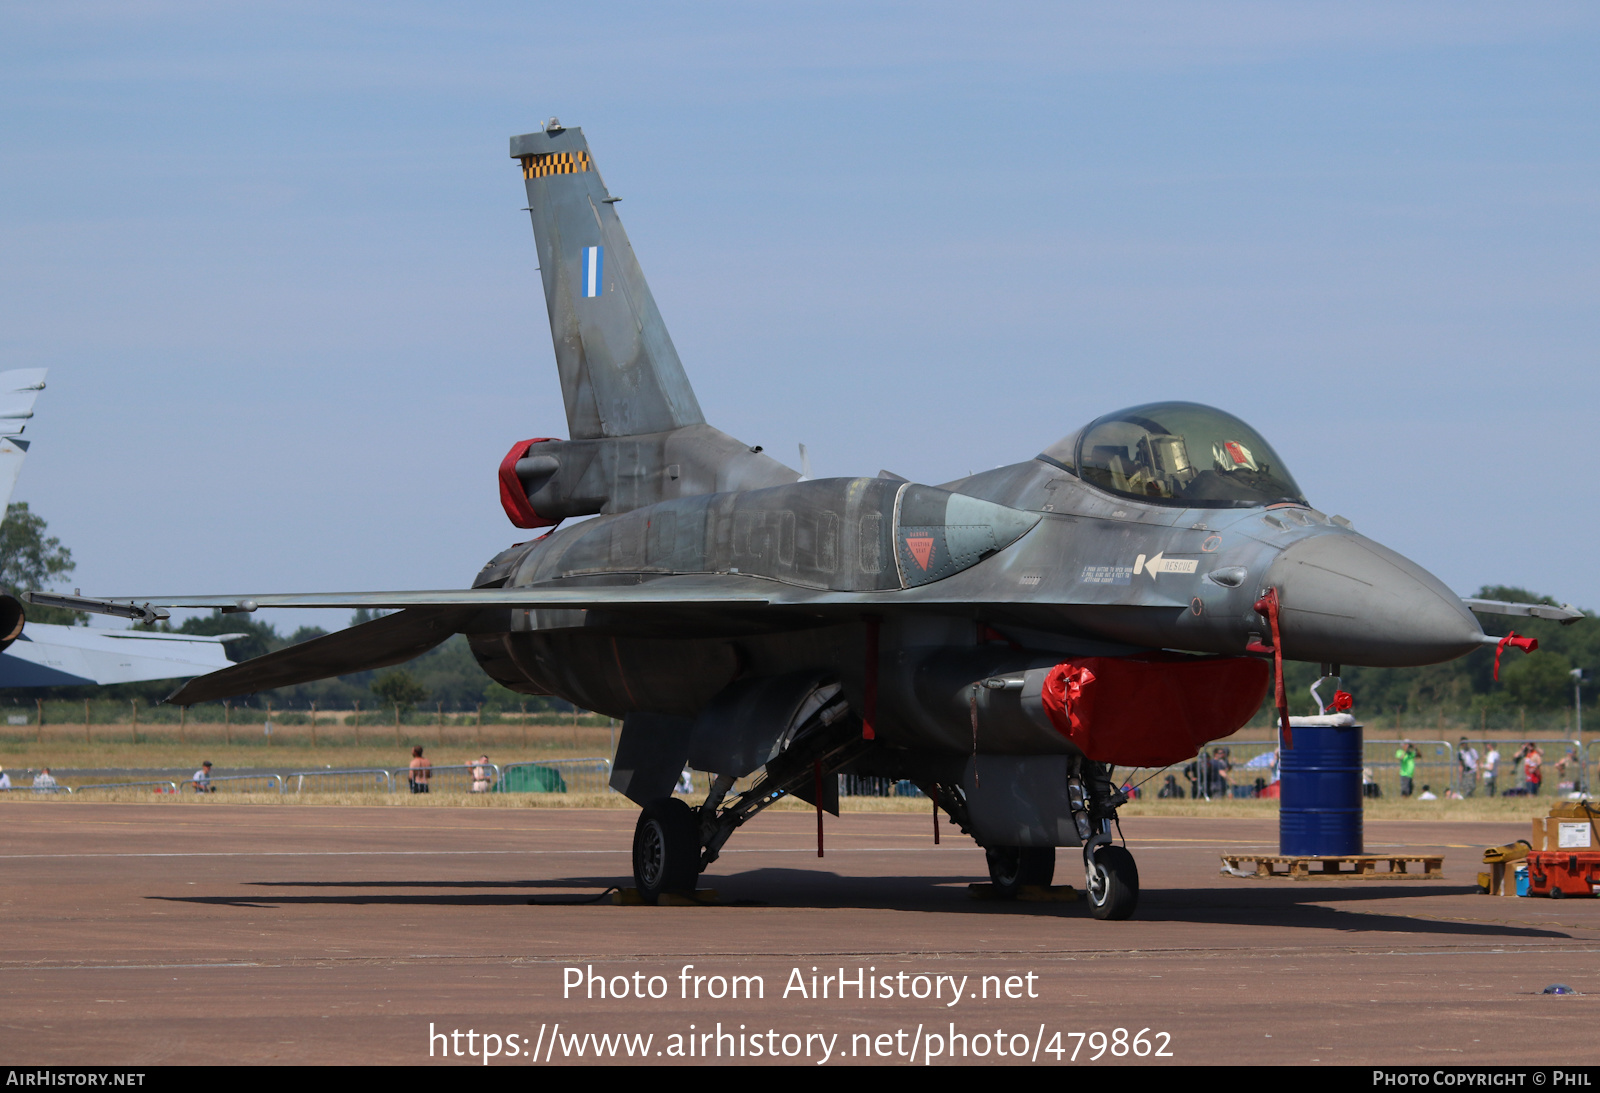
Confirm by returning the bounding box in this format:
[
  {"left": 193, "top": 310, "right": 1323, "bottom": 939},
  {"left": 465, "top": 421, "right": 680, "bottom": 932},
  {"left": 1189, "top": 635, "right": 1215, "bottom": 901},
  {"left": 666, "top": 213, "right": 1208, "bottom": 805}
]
[{"left": 2, "top": 802, "right": 1596, "bottom": 1066}]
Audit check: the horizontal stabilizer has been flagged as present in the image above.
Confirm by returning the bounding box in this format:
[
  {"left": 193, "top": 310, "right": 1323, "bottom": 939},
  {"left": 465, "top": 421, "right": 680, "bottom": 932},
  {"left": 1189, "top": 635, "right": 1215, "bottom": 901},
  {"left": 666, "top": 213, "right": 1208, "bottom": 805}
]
[{"left": 164, "top": 608, "right": 470, "bottom": 706}]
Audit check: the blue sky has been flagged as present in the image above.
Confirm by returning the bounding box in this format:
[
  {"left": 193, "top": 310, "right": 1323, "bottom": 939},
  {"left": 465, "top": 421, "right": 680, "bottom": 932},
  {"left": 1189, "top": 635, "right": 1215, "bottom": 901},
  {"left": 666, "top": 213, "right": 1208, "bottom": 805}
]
[{"left": 2, "top": 2, "right": 1596, "bottom": 632}]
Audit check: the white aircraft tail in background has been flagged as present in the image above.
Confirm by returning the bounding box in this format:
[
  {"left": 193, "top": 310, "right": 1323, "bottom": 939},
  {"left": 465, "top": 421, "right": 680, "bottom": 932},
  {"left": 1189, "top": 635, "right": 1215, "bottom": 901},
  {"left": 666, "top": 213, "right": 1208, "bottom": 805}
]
[
  {"left": 0, "top": 369, "right": 245, "bottom": 689},
  {"left": 0, "top": 368, "right": 48, "bottom": 527}
]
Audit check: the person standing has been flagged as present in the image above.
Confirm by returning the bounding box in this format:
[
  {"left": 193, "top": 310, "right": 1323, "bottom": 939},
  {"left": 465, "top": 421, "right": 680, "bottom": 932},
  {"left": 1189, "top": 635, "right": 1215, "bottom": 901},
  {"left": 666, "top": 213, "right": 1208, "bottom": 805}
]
[
  {"left": 1210, "top": 747, "right": 1233, "bottom": 799},
  {"left": 31, "top": 767, "right": 57, "bottom": 794},
  {"left": 1523, "top": 742, "right": 1544, "bottom": 796},
  {"left": 1482, "top": 743, "right": 1500, "bottom": 798},
  {"left": 470, "top": 755, "right": 493, "bottom": 793},
  {"left": 1457, "top": 738, "right": 1479, "bottom": 797},
  {"left": 1555, "top": 747, "right": 1580, "bottom": 793},
  {"left": 408, "top": 746, "right": 432, "bottom": 794},
  {"left": 0, "top": 766, "right": 10, "bottom": 791},
  {"left": 1397, "top": 742, "right": 1419, "bottom": 798}
]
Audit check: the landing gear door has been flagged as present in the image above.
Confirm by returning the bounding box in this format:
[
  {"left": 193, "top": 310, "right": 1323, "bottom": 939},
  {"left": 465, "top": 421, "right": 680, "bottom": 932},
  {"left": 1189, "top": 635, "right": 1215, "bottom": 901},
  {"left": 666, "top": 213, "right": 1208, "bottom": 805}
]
[
  {"left": 962, "top": 755, "right": 1083, "bottom": 848},
  {"left": 610, "top": 712, "right": 695, "bottom": 806},
  {"left": 686, "top": 672, "right": 840, "bottom": 779}
]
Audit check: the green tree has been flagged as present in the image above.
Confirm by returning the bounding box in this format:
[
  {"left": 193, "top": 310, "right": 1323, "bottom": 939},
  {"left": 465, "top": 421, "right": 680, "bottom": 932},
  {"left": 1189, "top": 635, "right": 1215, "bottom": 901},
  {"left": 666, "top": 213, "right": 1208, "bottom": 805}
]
[
  {"left": 1502, "top": 650, "right": 1574, "bottom": 710},
  {"left": 0, "top": 502, "right": 81, "bottom": 624},
  {"left": 371, "top": 669, "right": 429, "bottom": 714}
]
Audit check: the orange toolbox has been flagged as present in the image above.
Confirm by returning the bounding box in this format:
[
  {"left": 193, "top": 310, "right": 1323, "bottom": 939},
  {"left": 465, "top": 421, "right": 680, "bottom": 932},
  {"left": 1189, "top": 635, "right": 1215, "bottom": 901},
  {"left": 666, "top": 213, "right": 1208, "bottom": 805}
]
[{"left": 1525, "top": 850, "right": 1600, "bottom": 898}]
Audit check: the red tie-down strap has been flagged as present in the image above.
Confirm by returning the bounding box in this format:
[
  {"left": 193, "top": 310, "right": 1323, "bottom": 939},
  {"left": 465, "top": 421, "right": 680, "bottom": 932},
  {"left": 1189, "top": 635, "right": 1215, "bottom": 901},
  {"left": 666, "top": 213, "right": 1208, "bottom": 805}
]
[
  {"left": 1252, "top": 587, "right": 1292, "bottom": 748},
  {"left": 1331, "top": 690, "right": 1354, "bottom": 712},
  {"left": 1494, "top": 631, "right": 1539, "bottom": 681},
  {"left": 498, "top": 439, "right": 561, "bottom": 530}
]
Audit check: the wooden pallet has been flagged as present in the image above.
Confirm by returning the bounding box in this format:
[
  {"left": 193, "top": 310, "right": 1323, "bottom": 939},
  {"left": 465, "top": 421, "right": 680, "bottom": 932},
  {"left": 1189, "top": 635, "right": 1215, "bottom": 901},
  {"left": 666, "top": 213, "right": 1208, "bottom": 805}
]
[{"left": 1220, "top": 854, "right": 1444, "bottom": 881}]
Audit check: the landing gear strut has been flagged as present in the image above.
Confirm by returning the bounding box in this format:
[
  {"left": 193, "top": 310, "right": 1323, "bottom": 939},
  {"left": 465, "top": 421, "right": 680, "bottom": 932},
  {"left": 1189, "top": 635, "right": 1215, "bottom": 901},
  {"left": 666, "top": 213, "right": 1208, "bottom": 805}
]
[{"left": 1076, "top": 760, "right": 1139, "bottom": 920}]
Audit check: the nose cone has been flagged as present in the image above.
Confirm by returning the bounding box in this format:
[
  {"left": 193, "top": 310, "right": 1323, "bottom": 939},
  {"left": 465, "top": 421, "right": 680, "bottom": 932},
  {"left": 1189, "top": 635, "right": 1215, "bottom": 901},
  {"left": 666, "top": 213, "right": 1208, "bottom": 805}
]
[{"left": 1264, "top": 533, "right": 1483, "bottom": 667}]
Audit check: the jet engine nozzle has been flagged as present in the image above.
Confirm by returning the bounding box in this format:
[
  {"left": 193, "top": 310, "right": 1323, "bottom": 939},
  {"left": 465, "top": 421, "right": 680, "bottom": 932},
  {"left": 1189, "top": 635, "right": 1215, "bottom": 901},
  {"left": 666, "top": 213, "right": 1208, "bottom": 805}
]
[
  {"left": 0, "top": 594, "right": 24, "bottom": 653},
  {"left": 1263, "top": 533, "right": 1482, "bottom": 668}
]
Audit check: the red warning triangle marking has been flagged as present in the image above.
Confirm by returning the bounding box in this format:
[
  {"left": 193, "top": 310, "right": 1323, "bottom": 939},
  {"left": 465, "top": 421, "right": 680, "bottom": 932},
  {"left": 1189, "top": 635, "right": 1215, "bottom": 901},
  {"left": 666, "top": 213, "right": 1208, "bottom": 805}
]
[{"left": 905, "top": 536, "right": 935, "bottom": 571}]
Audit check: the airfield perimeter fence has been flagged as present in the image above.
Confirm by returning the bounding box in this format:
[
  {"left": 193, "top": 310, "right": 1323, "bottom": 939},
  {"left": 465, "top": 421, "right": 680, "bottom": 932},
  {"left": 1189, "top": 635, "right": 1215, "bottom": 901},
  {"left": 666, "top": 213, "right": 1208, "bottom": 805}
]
[
  {"left": 2, "top": 762, "right": 616, "bottom": 797},
  {"left": 1115, "top": 735, "right": 1590, "bottom": 801}
]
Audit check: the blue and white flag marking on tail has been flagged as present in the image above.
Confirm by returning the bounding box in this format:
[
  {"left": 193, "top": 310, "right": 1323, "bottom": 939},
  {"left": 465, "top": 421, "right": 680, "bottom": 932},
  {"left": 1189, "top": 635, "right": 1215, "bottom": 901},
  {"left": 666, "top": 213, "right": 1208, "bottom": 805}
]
[{"left": 581, "top": 246, "right": 603, "bottom": 298}]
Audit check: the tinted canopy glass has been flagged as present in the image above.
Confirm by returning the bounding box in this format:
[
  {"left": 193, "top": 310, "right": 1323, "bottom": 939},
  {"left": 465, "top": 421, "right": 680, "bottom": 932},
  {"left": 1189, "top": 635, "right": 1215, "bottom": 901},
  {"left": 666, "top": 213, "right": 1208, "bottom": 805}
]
[{"left": 1070, "top": 402, "right": 1305, "bottom": 508}]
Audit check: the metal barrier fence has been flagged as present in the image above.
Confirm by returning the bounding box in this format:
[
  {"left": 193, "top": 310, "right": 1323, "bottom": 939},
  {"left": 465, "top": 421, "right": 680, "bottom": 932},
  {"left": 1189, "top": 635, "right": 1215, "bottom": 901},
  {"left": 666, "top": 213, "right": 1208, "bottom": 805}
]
[
  {"left": 192, "top": 773, "right": 285, "bottom": 794},
  {"left": 71, "top": 780, "right": 175, "bottom": 794},
  {"left": 286, "top": 768, "right": 394, "bottom": 794},
  {"left": 1114, "top": 734, "right": 1593, "bottom": 801}
]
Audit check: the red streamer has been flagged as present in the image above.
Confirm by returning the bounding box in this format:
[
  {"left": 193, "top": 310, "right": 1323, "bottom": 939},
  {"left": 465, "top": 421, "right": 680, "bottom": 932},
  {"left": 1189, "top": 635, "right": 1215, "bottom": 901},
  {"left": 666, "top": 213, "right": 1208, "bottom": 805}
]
[
  {"left": 1253, "top": 587, "right": 1292, "bottom": 749},
  {"left": 1494, "top": 631, "right": 1538, "bottom": 681}
]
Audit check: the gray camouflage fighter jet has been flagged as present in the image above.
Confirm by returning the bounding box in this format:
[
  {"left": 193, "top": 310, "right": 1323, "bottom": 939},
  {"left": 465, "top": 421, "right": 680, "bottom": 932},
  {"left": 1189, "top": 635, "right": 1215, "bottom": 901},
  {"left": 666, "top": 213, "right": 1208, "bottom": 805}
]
[{"left": 33, "top": 122, "right": 1572, "bottom": 919}]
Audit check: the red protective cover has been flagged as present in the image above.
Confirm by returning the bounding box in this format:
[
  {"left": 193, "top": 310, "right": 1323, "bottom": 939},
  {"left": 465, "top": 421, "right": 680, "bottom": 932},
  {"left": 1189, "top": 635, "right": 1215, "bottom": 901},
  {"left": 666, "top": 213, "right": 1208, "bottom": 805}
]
[
  {"left": 1040, "top": 655, "right": 1270, "bottom": 767},
  {"left": 1526, "top": 851, "right": 1600, "bottom": 898},
  {"left": 498, "top": 438, "right": 560, "bottom": 529}
]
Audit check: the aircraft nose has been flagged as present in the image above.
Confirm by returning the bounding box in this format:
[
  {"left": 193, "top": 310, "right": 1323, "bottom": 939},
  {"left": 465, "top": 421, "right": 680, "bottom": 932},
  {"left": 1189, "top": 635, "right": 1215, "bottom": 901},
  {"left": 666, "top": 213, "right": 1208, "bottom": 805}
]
[{"left": 1262, "top": 532, "right": 1483, "bottom": 667}]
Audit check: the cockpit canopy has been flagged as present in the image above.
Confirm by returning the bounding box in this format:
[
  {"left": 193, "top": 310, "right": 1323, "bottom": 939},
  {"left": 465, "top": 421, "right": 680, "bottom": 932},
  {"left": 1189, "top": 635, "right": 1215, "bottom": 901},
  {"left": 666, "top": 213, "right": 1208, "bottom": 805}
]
[{"left": 1041, "top": 402, "right": 1307, "bottom": 509}]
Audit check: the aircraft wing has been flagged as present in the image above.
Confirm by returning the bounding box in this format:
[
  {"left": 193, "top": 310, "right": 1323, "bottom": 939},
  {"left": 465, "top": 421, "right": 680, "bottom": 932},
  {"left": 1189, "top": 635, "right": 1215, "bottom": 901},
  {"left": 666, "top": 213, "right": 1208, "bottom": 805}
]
[
  {"left": 0, "top": 623, "right": 239, "bottom": 688},
  {"left": 26, "top": 575, "right": 1135, "bottom": 623},
  {"left": 26, "top": 583, "right": 779, "bottom": 623},
  {"left": 163, "top": 607, "right": 477, "bottom": 706},
  {"left": 31, "top": 578, "right": 1128, "bottom": 705}
]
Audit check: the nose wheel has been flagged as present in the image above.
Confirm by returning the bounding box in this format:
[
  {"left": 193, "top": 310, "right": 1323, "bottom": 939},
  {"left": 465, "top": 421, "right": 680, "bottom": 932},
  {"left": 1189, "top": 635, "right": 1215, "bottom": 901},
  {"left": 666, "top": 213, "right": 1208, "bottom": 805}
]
[
  {"left": 632, "top": 797, "right": 703, "bottom": 904},
  {"left": 1085, "top": 844, "right": 1139, "bottom": 920}
]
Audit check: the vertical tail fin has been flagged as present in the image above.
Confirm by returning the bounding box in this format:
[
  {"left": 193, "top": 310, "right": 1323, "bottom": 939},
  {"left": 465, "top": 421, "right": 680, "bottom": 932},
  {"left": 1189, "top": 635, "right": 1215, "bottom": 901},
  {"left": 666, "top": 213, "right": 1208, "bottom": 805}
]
[
  {"left": 0, "top": 369, "right": 47, "bottom": 525},
  {"left": 512, "top": 123, "right": 705, "bottom": 440}
]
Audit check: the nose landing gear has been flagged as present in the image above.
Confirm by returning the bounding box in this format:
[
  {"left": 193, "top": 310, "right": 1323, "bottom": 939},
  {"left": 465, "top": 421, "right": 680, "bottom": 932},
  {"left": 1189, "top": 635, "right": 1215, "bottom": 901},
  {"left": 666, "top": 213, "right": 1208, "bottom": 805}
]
[
  {"left": 1085, "top": 843, "right": 1139, "bottom": 920},
  {"left": 1078, "top": 760, "right": 1139, "bottom": 920}
]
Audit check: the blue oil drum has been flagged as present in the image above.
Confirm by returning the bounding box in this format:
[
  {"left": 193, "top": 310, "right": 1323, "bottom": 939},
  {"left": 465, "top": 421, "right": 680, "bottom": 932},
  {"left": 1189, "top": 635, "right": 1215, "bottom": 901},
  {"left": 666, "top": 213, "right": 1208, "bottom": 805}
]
[{"left": 1278, "top": 723, "right": 1363, "bottom": 856}]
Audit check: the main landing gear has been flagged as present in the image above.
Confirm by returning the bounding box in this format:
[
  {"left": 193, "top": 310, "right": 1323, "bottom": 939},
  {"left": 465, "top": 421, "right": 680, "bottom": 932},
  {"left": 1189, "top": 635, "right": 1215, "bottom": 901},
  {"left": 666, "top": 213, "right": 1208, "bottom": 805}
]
[
  {"left": 984, "top": 846, "right": 1056, "bottom": 897},
  {"left": 631, "top": 798, "right": 702, "bottom": 903},
  {"left": 629, "top": 689, "right": 868, "bottom": 904}
]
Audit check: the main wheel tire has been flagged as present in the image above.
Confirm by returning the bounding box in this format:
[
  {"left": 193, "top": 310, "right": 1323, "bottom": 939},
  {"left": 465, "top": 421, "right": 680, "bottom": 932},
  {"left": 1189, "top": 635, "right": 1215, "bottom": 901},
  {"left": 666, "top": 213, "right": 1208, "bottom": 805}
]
[
  {"left": 632, "top": 797, "right": 702, "bottom": 904},
  {"left": 1086, "top": 845, "right": 1140, "bottom": 920},
  {"left": 985, "top": 846, "right": 1056, "bottom": 898}
]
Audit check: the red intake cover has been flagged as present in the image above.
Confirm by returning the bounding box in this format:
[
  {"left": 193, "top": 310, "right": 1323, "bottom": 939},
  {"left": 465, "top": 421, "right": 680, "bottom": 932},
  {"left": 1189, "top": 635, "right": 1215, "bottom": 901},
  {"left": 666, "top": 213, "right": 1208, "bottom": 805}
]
[
  {"left": 498, "top": 438, "right": 560, "bottom": 530},
  {"left": 1040, "top": 655, "right": 1270, "bottom": 767}
]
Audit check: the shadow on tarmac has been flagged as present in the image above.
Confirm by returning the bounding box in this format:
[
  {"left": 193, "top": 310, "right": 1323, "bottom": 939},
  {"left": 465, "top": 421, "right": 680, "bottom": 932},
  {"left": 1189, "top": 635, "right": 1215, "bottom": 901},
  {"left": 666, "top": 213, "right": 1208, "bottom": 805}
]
[{"left": 143, "top": 868, "right": 1576, "bottom": 938}]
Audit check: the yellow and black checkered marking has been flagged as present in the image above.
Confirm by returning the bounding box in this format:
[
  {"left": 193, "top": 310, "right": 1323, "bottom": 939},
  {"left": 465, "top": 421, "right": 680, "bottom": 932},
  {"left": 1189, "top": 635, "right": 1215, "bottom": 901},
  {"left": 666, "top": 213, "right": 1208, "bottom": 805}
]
[{"left": 521, "top": 151, "right": 592, "bottom": 179}]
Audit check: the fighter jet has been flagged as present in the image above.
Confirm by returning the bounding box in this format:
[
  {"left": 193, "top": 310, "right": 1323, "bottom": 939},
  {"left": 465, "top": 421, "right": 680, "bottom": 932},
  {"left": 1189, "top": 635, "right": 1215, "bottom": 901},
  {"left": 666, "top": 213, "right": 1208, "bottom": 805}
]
[{"left": 31, "top": 123, "right": 1567, "bottom": 918}]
